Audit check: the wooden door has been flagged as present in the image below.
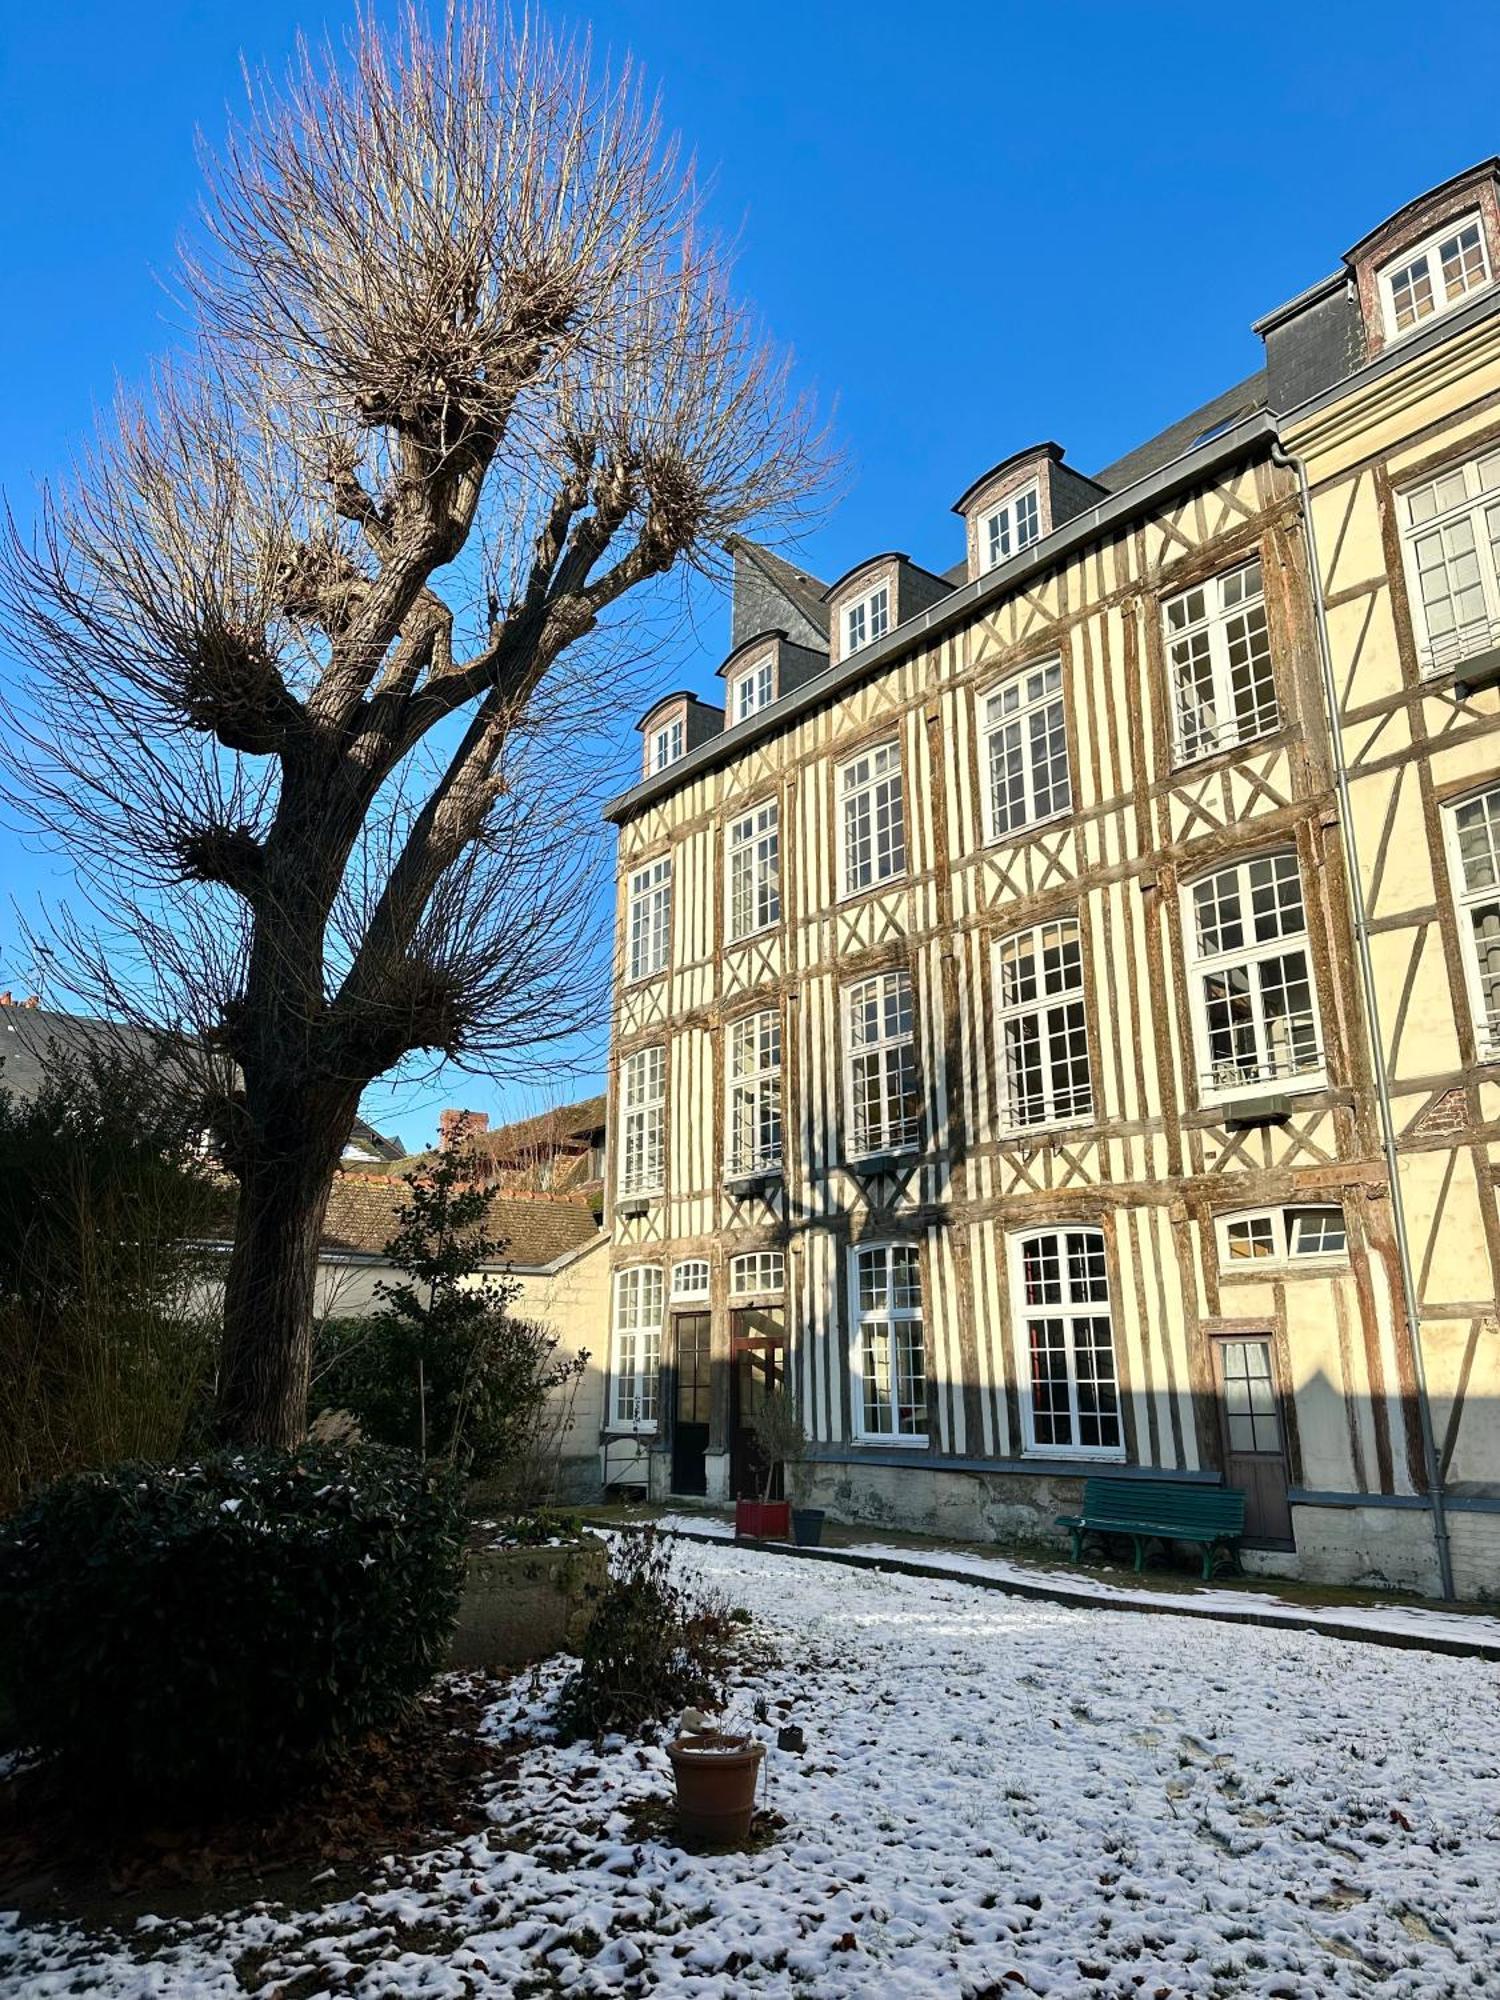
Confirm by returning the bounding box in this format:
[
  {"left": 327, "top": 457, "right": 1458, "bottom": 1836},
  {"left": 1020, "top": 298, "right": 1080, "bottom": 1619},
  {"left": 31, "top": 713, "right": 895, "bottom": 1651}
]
[
  {"left": 670, "top": 1311, "right": 712, "bottom": 1496},
  {"left": 1213, "top": 1334, "right": 1293, "bottom": 1547},
  {"left": 730, "top": 1306, "right": 786, "bottom": 1500}
]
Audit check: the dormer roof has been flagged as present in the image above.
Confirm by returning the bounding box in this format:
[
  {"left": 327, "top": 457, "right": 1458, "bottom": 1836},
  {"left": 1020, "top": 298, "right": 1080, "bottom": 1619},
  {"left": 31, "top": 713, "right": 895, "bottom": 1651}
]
[{"left": 951, "top": 443, "right": 1066, "bottom": 518}]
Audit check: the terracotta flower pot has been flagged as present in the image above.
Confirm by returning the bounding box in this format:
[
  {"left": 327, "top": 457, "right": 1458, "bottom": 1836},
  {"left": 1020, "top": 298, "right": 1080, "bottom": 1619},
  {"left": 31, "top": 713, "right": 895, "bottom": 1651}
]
[
  {"left": 667, "top": 1729, "right": 765, "bottom": 1845},
  {"left": 734, "top": 1498, "right": 791, "bottom": 1540}
]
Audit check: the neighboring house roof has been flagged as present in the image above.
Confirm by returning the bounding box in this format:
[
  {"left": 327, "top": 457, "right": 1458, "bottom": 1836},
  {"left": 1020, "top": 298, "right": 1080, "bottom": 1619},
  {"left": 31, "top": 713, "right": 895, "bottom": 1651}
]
[
  {"left": 483, "top": 1094, "right": 607, "bottom": 1162},
  {"left": 319, "top": 1176, "right": 601, "bottom": 1273},
  {"left": 733, "top": 538, "right": 832, "bottom": 640},
  {"left": 0, "top": 1001, "right": 405, "bottom": 1163}
]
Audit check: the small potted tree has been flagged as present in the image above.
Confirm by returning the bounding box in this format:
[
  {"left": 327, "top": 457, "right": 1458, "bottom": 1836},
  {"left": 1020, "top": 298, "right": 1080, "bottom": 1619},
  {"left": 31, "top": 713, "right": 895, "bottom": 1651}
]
[{"left": 735, "top": 1390, "right": 810, "bottom": 1542}]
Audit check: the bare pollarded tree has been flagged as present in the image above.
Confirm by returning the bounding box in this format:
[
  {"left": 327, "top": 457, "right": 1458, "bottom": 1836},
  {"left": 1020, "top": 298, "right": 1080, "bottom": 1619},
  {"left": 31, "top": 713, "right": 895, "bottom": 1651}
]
[{"left": 0, "top": 5, "right": 826, "bottom": 1447}]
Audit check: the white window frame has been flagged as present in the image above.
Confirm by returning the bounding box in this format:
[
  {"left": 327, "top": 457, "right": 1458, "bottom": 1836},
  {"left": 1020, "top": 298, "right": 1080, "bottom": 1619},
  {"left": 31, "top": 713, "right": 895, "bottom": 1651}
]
[
  {"left": 1184, "top": 852, "right": 1326, "bottom": 1103},
  {"left": 844, "top": 969, "right": 921, "bottom": 1158},
  {"left": 729, "top": 1250, "right": 785, "bottom": 1298},
  {"left": 850, "top": 1241, "right": 927, "bottom": 1443},
  {"left": 726, "top": 1008, "right": 783, "bottom": 1178},
  {"left": 729, "top": 656, "right": 774, "bottom": 724},
  {"left": 839, "top": 740, "right": 906, "bottom": 897},
  {"left": 1379, "top": 211, "right": 1492, "bottom": 343},
  {"left": 1443, "top": 782, "right": 1500, "bottom": 1059},
  {"left": 1216, "top": 1204, "right": 1348, "bottom": 1271},
  {"left": 1398, "top": 450, "right": 1500, "bottom": 677},
  {"left": 625, "top": 856, "right": 671, "bottom": 985},
  {"left": 618, "top": 1045, "right": 665, "bottom": 1198},
  {"left": 726, "top": 801, "right": 780, "bottom": 942},
  {"left": 993, "top": 917, "right": 1094, "bottom": 1133},
  {"left": 670, "top": 1259, "right": 711, "bottom": 1299},
  {"left": 979, "top": 657, "right": 1072, "bottom": 840},
  {"left": 649, "top": 715, "right": 685, "bottom": 774},
  {"left": 610, "top": 1265, "right": 663, "bottom": 1430},
  {"left": 982, "top": 483, "right": 1041, "bottom": 572},
  {"left": 844, "top": 584, "right": 890, "bottom": 656},
  {"left": 1010, "top": 1226, "right": 1124, "bottom": 1460},
  {"left": 1162, "top": 557, "right": 1279, "bottom": 764}
]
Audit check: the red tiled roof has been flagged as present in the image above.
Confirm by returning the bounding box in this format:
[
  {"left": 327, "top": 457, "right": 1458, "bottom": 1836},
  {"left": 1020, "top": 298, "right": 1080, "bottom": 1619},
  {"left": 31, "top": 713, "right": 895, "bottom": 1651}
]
[{"left": 319, "top": 1176, "right": 600, "bottom": 1270}]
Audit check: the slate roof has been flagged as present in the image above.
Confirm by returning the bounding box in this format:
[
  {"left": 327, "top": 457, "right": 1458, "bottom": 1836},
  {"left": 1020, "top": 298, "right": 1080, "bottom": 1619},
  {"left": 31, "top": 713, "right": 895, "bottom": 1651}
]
[
  {"left": 319, "top": 1176, "right": 601, "bottom": 1271},
  {"left": 734, "top": 539, "right": 832, "bottom": 639},
  {"left": 0, "top": 1003, "right": 404, "bottom": 1160},
  {"left": 1090, "top": 369, "right": 1270, "bottom": 494}
]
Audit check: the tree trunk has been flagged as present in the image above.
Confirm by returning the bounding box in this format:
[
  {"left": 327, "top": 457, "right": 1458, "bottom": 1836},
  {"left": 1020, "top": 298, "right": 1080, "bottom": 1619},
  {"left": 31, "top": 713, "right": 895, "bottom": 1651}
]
[{"left": 216, "top": 1104, "right": 353, "bottom": 1448}]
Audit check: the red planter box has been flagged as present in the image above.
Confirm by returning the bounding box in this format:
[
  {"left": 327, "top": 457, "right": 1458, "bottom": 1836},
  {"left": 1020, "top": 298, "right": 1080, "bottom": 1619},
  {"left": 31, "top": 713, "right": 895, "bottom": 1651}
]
[{"left": 735, "top": 1498, "right": 791, "bottom": 1541}]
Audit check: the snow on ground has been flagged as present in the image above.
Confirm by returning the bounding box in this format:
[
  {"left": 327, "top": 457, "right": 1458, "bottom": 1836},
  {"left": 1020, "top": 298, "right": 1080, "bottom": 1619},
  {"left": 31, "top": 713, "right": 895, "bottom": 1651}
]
[
  {"left": 653, "top": 1511, "right": 1500, "bottom": 1653},
  {"left": 4, "top": 1542, "right": 1499, "bottom": 1998}
]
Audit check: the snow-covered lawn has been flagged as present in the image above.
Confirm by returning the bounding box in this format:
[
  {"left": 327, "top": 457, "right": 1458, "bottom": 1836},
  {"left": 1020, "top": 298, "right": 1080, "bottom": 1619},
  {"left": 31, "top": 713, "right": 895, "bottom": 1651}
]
[{"left": 4, "top": 1541, "right": 1499, "bottom": 1998}]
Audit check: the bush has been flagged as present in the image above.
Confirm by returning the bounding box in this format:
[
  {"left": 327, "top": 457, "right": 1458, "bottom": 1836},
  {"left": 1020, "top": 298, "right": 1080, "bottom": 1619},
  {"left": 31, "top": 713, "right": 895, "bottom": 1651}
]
[
  {"left": 554, "top": 1527, "right": 738, "bottom": 1744},
  {"left": 0, "top": 1444, "right": 465, "bottom": 1806}
]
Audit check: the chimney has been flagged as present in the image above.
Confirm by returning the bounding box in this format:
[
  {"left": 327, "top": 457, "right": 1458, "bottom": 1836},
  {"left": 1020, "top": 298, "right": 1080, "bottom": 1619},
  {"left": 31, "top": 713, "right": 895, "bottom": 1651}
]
[
  {"left": 438, "top": 1108, "right": 489, "bottom": 1152},
  {"left": 0, "top": 992, "right": 10, "bottom": 1007}
]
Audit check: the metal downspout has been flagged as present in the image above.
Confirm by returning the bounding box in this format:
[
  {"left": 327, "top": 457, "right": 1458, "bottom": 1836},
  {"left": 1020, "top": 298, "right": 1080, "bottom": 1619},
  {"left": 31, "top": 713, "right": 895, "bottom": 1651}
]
[{"left": 1272, "top": 439, "right": 1456, "bottom": 1601}]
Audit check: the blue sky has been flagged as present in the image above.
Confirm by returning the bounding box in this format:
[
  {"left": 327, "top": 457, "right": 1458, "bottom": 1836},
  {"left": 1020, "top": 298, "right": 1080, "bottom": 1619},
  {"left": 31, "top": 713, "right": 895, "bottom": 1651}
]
[{"left": 2, "top": 0, "right": 1497, "bottom": 1150}]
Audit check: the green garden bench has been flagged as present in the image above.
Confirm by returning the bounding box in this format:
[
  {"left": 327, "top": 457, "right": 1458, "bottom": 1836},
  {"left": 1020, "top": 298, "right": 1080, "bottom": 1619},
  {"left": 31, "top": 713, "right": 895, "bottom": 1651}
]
[{"left": 1056, "top": 1478, "right": 1245, "bottom": 1581}]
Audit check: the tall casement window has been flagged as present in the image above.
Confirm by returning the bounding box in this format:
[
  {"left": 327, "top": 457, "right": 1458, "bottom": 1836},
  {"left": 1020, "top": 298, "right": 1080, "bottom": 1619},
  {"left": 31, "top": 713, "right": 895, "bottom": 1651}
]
[
  {"left": 618, "top": 1046, "right": 665, "bottom": 1197},
  {"left": 845, "top": 970, "right": 921, "bottom": 1156},
  {"left": 980, "top": 658, "right": 1071, "bottom": 839},
  {"left": 726, "top": 802, "right": 780, "bottom": 941},
  {"left": 1185, "top": 853, "right": 1324, "bottom": 1099},
  {"left": 731, "top": 657, "right": 774, "bottom": 723},
  {"left": 650, "top": 717, "right": 684, "bottom": 773},
  {"left": 1444, "top": 783, "right": 1500, "bottom": 1057},
  {"left": 727, "top": 1009, "right": 782, "bottom": 1176},
  {"left": 840, "top": 741, "right": 906, "bottom": 895},
  {"left": 851, "top": 1242, "right": 927, "bottom": 1441},
  {"left": 1163, "top": 557, "right": 1278, "bottom": 762},
  {"left": 610, "top": 1266, "right": 663, "bottom": 1429},
  {"left": 993, "top": 918, "right": 1093, "bottom": 1130},
  {"left": 626, "top": 857, "right": 671, "bottom": 984},
  {"left": 844, "top": 585, "right": 890, "bottom": 655},
  {"left": 1012, "top": 1228, "right": 1122, "bottom": 1456},
  {"left": 1399, "top": 451, "right": 1500, "bottom": 675},
  {"left": 1380, "top": 213, "right": 1491, "bottom": 340},
  {"left": 982, "top": 484, "right": 1041, "bottom": 571}
]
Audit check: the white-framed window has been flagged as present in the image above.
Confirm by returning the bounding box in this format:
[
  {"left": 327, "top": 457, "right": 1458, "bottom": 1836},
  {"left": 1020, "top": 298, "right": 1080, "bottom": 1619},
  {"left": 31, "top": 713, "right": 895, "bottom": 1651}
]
[
  {"left": 618, "top": 1046, "right": 665, "bottom": 1197},
  {"left": 727, "top": 801, "right": 780, "bottom": 941},
  {"left": 851, "top": 1242, "right": 927, "bottom": 1441},
  {"left": 1163, "top": 557, "right": 1279, "bottom": 763},
  {"left": 626, "top": 857, "right": 671, "bottom": 984},
  {"left": 610, "top": 1265, "right": 663, "bottom": 1428},
  {"left": 1185, "top": 852, "right": 1324, "bottom": 1100},
  {"left": 727, "top": 1009, "right": 782, "bottom": 1177},
  {"left": 671, "top": 1258, "right": 711, "bottom": 1299},
  {"left": 1011, "top": 1227, "right": 1122, "bottom": 1457},
  {"left": 1443, "top": 782, "right": 1500, "bottom": 1057},
  {"left": 1217, "top": 1205, "right": 1348, "bottom": 1268},
  {"left": 845, "top": 969, "right": 920, "bottom": 1157},
  {"left": 993, "top": 918, "right": 1093, "bottom": 1131},
  {"left": 1380, "top": 212, "right": 1491, "bottom": 341},
  {"left": 840, "top": 740, "right": 906, "bottom": 895},
  {"left": 1399, "top": 449, "right": 1500, "bottom": 675},
  {"left": 980, "top": 658, "right": 1071, "bottom": 839},
  {"left": 649, "top": 716, "right": 685, "bottom": 774},
  {"left": 730, "top": 1250, "right": 785, "bottom": 1297},
  {"left": 982, "top": 483, "right": 1041, "bottom": 571},
  {"left": 844, "top": 584, "right": 890, "bottom": 656},
  {"left": 730, "top": 657, "right": 774, "bottom": 724}
]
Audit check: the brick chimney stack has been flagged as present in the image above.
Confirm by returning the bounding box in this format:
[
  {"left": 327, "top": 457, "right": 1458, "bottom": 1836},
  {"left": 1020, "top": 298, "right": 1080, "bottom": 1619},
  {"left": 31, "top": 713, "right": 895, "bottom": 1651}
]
[{"left": 437, "top": 1108, "right": 489, "bottom": 1152}]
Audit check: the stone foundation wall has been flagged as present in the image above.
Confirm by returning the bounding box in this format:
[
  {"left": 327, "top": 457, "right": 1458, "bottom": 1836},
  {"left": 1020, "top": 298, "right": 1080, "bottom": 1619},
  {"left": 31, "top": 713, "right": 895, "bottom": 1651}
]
[{"left": 450, "top": 1539, "right": 608, "bottom": 1669}]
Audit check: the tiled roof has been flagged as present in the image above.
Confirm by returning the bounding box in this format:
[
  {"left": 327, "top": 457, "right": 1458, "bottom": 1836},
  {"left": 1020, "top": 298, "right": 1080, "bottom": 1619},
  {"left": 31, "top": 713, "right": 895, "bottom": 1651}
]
[
  {"left": 320, "top": 1176, "right": 601, "bottom": 1271},
  {"left": 481, "top": 1093, "right": 607, "bottom": 1160}
]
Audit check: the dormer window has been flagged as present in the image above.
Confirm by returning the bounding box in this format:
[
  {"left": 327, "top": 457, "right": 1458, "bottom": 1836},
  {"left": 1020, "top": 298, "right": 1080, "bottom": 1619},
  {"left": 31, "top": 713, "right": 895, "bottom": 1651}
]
[
  {"left": 983, "top": 484, "right": 1041, "bottom": 571},
  {"left": 1380, "top": 213, "right": 1491, "bottom": 340},
  {"left": 650, "top": 716, "right": 684, "bottom": 773},
  {"left": 730, "top": 656, "right": 774, "bottom": 724},
  {"left": 845, "top": 585, "right": 890, "bottom": 655}
]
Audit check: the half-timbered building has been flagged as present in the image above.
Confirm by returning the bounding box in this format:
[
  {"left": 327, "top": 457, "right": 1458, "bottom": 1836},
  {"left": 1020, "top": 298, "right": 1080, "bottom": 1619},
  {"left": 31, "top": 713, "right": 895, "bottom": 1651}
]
[{"left": 600, "top": 165, "right": 1500, "bottom": 1599}]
